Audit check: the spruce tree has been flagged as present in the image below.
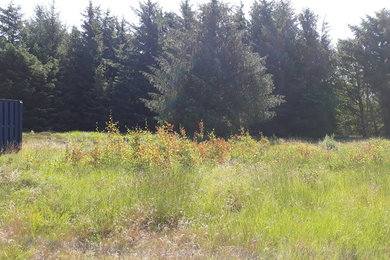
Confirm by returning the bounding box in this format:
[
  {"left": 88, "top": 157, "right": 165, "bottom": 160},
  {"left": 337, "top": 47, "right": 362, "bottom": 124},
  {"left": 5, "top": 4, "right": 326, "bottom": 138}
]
[
  {"left": 24, "top": 2, "right": 67, "bottom": 129},
  {"left": 0, "top": 44, "right": 50, "bottom": 130},
  {"left": 250, "top": 0, "right": 298, "bottom": 136},
  {"left": 290, "top": 9, "right": 336, "bottom": 137},
  {"left": 109, "top": 0, "right": 164, "bottom": 129},
  {"left": 133, "top": 0, "right": 163, "bottom": 70},
  {"left": 25, "top": 2, "right": 66, "bottom": 63},
  {"left": 55, "top": 27, "right": 84, "bottom": 130},
  {"left": 57, "top": 2, "right": 107, "bottom": 130},
  {"left": 350, "top": 9, "right": 390, "bottom": 136},
  {"left": 250, "top": 2, "right": 336, "bottom": 137},
  {"left": 335, "top": 39, "right": 382, "bottom": 137},
  {"left": 0, "top": 2, "right": 24, "bottom": 46},
  {"left": 110, "top": 21, "right": 150, "bottom": 129},
  {"left": 146, "top": 0, "right": 282, "bottom": 136},
  {"left": 180, "top": 0, "right": 195, "bottom": 31}
]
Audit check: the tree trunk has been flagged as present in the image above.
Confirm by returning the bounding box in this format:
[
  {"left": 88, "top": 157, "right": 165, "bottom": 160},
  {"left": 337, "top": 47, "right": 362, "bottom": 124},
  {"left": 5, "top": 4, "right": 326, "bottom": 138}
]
[
  {"left": 381, "top": 102, "right": 390, "bottom": 137},
  {"left": 358, "top": 97, "right": 367, "bottom": 138}
]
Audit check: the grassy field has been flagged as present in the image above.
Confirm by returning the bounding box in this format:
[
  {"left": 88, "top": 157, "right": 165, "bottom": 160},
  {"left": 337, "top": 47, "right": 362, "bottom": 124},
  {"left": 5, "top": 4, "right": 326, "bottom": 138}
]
[{"left": 1, "top": 123, "right": 390, "bottom": 258}]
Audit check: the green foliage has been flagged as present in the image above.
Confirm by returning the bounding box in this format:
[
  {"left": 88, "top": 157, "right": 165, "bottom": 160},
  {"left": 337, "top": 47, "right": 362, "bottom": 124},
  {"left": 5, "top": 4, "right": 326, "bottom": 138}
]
[
  {"left": 250, "top": 2, "right": 336, "bottom": 138},
  {"left": 0, "top": 0, "right": 387, "bottom": 139},
  {"left": 347, "top": 9, "right": 390, "bottom": 136},
  {"left": 25, "top": 3, "right": 66, "bottom": 63},
  {"left": 2, "top": 131, "right": 390, "bottom": 257},
  {"left": 321, "top": 134, "right": 338, "bottom": 150},
  {"left": 0, "top": 43, "right": 52, "bottom": 130},
  {"left": 0, "top": 2, "right": 24, "bottom": 45},
  {"left": 335, "top": 39, "right": 382, "bottom": 137},
  {"left": 146, "top": 0, "right": 282, "bottom": 136},
  {"left": 109, "top": 0, "right": 166, "bottom": 129},
  {"left": 56, "top": 2, "right": 109, "bottom": 130}
]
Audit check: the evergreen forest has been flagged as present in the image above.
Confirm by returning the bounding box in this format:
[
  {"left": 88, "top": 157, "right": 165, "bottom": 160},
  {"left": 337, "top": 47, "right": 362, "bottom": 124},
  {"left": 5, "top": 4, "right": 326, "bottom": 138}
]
[{"left": 1, "top": 0, "right": 389, "bottom": 138}]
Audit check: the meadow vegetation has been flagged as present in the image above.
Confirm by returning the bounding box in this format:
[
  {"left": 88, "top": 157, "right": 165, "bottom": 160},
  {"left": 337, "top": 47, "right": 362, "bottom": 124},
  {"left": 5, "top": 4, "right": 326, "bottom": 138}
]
[{"left": 1, "top": 122, "right": 390, "bottom": 258}]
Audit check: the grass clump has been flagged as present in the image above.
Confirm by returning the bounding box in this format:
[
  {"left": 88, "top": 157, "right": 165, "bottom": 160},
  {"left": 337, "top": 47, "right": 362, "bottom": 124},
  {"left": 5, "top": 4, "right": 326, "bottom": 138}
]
[{"left": 2, "top": 124, "right": 390, "bottom": 258}]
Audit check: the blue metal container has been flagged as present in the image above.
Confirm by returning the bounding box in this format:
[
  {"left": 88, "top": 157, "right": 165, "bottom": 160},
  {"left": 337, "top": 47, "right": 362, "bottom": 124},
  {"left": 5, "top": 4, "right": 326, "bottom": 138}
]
[{"left": 0, "top": 99, "right": 23, "bottom": 153}]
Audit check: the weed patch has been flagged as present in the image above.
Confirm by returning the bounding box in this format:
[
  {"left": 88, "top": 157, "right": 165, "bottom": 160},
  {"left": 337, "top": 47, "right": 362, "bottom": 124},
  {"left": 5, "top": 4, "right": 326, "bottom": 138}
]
[{"left": 2, "top": 129, "right": 390, "bottom": 258}]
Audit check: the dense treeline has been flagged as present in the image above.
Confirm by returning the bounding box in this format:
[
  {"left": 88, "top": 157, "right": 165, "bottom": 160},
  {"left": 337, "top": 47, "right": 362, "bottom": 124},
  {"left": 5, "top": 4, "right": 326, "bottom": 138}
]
[{"left": 0, "top": 0, "right": 389, "bottom": 138}]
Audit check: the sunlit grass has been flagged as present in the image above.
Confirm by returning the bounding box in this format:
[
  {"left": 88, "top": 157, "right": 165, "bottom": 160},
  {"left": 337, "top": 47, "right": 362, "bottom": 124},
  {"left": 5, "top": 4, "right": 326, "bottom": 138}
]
[{"left": 1, "top": 126, "right": 390, "bottom": 258}]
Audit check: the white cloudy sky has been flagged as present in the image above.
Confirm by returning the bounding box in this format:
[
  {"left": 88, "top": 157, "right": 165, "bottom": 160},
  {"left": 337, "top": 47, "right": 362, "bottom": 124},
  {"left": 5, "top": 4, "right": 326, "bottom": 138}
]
[{"left": 1, "top": 0, "right": 389, "bottom": 43}]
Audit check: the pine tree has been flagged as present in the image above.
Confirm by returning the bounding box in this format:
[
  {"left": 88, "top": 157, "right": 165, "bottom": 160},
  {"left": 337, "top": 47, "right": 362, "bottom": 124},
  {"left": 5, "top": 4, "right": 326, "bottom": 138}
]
[
  {"left": 109, "top": 0, "right": 165, "bottom": 129},
  {"left": 249, "top": 0, "right": 299, "bottom": 136},
  {"left": 56, "top": 2, "right": 108, "bottom": 131},
  {"left": 133, "top": 0, "right": 163, "bottom": 70},
  {"left": 146, "top": 0, "right": 282, "bottom": 136},
  {"left": 350, "top": 9, "right": 390, "bottom": 136},
  {"left": 0, "top": 2, "right": 56, "bottom": 130},
  {"left": 25, "top": 2, "right": 66, "bottom": 63},
  {"left": 0, "top": 2, "right": 24, "bottom": 46},
  {"left": 0, "top": 43, "right": 50, "bottom": 130},
  {"left": 180, "top": 0, "right": 195, "bottom": 31},
  {"left": 55, "top": 27, "right": 84, "bottom": 130},
  {"left": 250, "top": 3, "right": 336, "bottom": 137},
  {"left": 101, "top": 11, "right": 119, "bottom": 83},
  {"left": 110, "top": 21, "right": 150, "bottom": 129},
  {"left": 233, "top": 2, "right": 249, "bottom": 44},
  {"left": 291, "top": 9, "right": 336, "bottom": 137},
  {"left": 336, "top": 39, "right": 382, "bottom": 137},
  {"left": 79, "top": 1, "right": 108, "bottom": 130},
  {"left": 24, "top": 2, "right": 67, "bottom": 129}
]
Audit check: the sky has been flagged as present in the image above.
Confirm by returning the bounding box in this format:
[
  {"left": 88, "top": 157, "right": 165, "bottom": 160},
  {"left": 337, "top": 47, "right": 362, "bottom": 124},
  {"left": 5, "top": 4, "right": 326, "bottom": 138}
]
[{"left": 1, "top": 0, "right": 389, "bottom": 43}]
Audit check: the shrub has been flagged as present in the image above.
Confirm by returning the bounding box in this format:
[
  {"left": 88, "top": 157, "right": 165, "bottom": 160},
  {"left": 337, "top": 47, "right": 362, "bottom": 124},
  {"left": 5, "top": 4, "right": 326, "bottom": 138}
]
[{"left": 321, "top": 134, "right": 338, "bottom": 151}]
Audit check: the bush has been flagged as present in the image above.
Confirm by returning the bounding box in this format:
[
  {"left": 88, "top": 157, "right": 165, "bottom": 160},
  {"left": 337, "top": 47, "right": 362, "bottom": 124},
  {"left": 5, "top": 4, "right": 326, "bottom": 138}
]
[{"left": 321, "top": 134, "right": 338, "bottom": 150}]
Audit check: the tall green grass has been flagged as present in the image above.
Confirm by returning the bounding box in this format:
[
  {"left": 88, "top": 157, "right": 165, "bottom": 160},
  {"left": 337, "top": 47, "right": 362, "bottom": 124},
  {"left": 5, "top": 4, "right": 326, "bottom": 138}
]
[{"left": 1, "top": 129, "right": 390, "bottom": 258}]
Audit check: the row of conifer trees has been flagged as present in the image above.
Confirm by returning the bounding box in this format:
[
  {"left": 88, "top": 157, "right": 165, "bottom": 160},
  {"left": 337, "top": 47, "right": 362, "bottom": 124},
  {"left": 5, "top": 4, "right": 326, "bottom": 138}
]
[{"left": 0, "top": 0, "right": 389, "bottom": 137}]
